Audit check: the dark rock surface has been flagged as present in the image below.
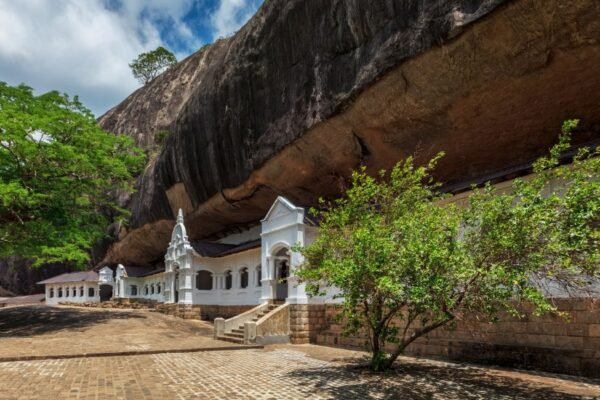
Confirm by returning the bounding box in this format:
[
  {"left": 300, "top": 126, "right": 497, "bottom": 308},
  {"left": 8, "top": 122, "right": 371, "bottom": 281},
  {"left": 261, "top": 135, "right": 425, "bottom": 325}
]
[
  {"left": 99, "top": 0, "right": 600, "bottom": 266},
  {"left": 0, "top": 259, "right": 75, "bottom": 296}
]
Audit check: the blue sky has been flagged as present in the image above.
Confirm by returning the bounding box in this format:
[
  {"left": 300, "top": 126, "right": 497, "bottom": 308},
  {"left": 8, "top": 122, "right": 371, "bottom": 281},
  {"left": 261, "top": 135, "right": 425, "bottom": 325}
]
[{"left": 0, "top": 0, "right": 262, "bottom": 116}]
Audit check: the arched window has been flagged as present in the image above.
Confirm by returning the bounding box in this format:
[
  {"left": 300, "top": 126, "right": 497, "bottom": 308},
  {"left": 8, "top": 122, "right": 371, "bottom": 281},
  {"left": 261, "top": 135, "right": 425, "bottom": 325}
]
[
  {"left": 58, "top": 287, "right": 63, "bottom": 298},
  {"left": 88, "top": 287, "right": 95, "bottom": 297},
  {"left": 72, "top": 286, "right": 77, "bottom": 297},
  {"left": 157, "top": 283, "right": 161, "bottom": 294},
  {"left": 65, "top": 287, "right": 70, "bottom": 297},
  {"left": 79, "top": 286, "right": 84, "bottom": 297},
  {"left": 225, "top": 270, "right": 232, "bottom": 290},
  {"left": 49, "top": 288, "right": 54, "bottom": 298},
  {"left": 256, "top": 265, "right": 262, "bottom": 287},
  {"left": 151, "top": 284, "right": 155, "bottom": 294},
  {"left": 196, "top": 270, "right": 213, "bottom": 290},
  {"left": 130, "top": 285, "right": 138, "bottom": 296},
  {"left": 240, "top": 267, "right": 248, "bottom": 289},
  {"left": 144, "top": 285, "right": 149, "bottom": 295}
]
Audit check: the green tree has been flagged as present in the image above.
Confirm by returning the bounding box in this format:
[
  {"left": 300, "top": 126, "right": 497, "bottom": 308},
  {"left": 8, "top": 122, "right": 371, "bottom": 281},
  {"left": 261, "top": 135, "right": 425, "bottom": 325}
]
[
  {"left": 296, "top": 120, "right": 599, "bottom": 371},
  {"left": 129, "top": 46, "right": 177, "bottom": 85},
  {"left": 0, "top": 82, "right": 144, "bottom": 267}
]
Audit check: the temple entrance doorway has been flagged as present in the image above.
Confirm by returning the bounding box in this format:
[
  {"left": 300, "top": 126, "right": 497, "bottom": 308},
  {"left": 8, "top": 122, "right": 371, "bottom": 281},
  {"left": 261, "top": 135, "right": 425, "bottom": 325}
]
[
  {"left": 99, "top": 284, "right": 113, "bottom": 302},
  {"left": 274, "top": 248, "right": 289, "bottom": 301}
]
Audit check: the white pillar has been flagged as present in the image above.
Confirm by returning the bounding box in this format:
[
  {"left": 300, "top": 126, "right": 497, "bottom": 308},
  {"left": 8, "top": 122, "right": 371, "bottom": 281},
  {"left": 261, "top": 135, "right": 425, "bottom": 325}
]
[
  {"left": 261, "top": 256, "right": 275, "bottom": 301},
  {"left": 179, "top": 269, "right": 194, "bottom": 305}
]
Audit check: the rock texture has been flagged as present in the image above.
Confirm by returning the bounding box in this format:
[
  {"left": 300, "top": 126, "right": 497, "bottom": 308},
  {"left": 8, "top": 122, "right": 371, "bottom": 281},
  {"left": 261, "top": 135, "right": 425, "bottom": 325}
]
[
  {"left": 0, "top": 259, "right": 76, "bottom": 295},
  {"left": 100, "top": 0, "right": 600, "bottom": 266}
]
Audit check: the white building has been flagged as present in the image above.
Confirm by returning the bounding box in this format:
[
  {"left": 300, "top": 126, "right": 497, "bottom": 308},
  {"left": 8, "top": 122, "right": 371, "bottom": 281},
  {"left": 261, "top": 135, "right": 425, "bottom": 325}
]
[
  {"left": 37, "top": 197, "right": 326, "bottom": 343},
  {"left": 38, "top": 269, "right": 109, "bottom": 305}
]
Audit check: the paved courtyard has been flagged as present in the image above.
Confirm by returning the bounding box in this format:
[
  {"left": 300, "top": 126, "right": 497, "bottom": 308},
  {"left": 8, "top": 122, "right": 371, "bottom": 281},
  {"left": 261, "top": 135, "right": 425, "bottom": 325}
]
[
  {"left": 0, "top": 305, "right": 245, "bottom": 360},
  {"left": 0, "top": 346, "right": 599, "bottom": 399},
  {"left": 0, "top": 305, "right": 598, "bottom": 399}
]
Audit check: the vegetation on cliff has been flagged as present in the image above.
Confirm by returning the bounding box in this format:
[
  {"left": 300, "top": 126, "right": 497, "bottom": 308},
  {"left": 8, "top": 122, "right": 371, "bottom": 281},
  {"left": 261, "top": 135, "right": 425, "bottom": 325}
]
[
  {"left": 297, "top": 121, "right": 599, "bottom": 371},
  {"left": 0, "top": 82, "right": 144, "bottom": 267},
  {"left": 129, "top": 46, "right": 177, "bottom": 85}
]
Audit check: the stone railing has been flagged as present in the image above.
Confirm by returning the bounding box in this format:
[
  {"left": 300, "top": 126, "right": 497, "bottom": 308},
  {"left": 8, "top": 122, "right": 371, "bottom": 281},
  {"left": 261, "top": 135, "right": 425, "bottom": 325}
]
[
  {"left": 214, "top": 302, "right": 270, "bottom": 339},
  {"left": 246, "top": 303, "right": 290, "bottom": 345}
]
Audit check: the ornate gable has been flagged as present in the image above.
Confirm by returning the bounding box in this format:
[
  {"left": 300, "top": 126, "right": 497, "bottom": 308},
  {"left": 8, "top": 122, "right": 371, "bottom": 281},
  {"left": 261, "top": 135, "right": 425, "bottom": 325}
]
[
  {"left": 262, "top": 196, "right": 298, "bottom": 222},
  {"left": 170, "top": 209, "right": 190, "bottom": 247}
]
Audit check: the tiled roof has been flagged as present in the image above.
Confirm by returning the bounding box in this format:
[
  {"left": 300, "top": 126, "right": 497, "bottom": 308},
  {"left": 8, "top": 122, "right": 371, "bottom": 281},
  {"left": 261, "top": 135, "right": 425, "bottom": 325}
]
[
  {"left": 189, "top": 241, "right": 236, "bottom": 257},
  {"left": 37, "top": 271, "right": 98, "bottom": 285},
  {"left": 137, "top": 268, "right": 165, "bottom": 278},
  {"left": 122, "top": 265, "right": 157, "bottom": 278},
  {"left": 214, "top": 239, "right": 261, "bottom": 257},
  {"left": 190, "top": 239, "right": 261, "bottom": 258}
]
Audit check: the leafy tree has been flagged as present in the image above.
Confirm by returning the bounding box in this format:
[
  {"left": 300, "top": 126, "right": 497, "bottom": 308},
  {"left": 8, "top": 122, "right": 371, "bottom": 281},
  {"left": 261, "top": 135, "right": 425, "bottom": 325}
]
[
  {"left": 296, "top": 120, "right": 599, "bottom": 371},
  {"left": 0, "top": 82, "right": 144, "bottom": 267},
  {"left": 129, "top": 46, "right": 177, "bottom": 85}
]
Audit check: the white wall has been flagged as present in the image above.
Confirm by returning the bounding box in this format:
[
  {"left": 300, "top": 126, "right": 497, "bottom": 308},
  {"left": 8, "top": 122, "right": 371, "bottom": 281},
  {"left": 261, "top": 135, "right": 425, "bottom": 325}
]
[
  {"left": 119, "top": 276, "right": 165, "bottom": 301},
  {"left": 45, "top": 282, "right": 99, "bottom": 305},
  {"left": 191, "top": 248, "right": 262, "bottom": 305}
]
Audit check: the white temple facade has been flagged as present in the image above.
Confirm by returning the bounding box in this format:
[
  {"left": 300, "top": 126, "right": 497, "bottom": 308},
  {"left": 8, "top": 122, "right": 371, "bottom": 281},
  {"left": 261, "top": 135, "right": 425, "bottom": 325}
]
[{"left": 109, "top": 196, "right": 325, "bottom": 309}]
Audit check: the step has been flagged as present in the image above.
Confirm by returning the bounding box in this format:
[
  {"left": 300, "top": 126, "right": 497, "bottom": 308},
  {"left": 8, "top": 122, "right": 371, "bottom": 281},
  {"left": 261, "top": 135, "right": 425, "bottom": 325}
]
[
  {"left": 232, "top": 328, "right": 244, "bottom": 334},
  {"left": 226, "top": 332, "right": 244, "bottom": 339},
  {"left": 217, "top": 335, "right": 244, "bottom": 344}
]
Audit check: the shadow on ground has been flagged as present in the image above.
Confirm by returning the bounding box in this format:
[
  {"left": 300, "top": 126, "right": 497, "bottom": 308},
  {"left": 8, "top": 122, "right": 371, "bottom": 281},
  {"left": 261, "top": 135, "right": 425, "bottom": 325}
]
[
  {"left": 0, "top": 305, "right": 145, "bottom": 337},
  {"left": 286, "top": 359, "right": 595, "bottom": 400}
]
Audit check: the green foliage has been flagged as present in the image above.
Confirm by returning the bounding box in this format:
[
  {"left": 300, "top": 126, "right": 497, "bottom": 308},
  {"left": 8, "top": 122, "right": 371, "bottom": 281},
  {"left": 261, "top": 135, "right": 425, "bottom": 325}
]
[
  {"left": 296, "top": 120, "right": 599, "bottom": 371},
  {"left": 0, "top": 82, "right": 144, "bottom": 267},
  {"left": 129, "top": 46, "right": 177, "bottom": 85},
  {"left": 155, "top": 129, "right": 170, "bottom": 145}
]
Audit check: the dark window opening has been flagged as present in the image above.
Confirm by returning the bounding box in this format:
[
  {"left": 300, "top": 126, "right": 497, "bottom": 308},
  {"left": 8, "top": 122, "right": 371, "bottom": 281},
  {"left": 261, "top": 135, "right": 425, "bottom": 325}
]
[
  {"left": 196, "top": 270, "right": 213, "bottom": 290},
  {"left": 225, "top": 270, "right": 232, "bottom": 290},
  {"left": 240, "top": 267, "right": 248, "bottom": 289}
]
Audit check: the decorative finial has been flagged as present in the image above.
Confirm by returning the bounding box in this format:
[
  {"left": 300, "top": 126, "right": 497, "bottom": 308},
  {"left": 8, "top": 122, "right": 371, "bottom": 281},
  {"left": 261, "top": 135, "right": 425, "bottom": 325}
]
[{"left": 177, "top": 208, "right": 184, "bottom": 224}]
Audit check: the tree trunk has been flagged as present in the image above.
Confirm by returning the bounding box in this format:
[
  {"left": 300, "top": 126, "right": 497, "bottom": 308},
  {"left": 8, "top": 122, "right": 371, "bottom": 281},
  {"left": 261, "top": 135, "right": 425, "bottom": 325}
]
[
  {"left": 370, "top": 330, "right": 386, "bottom": 371},
  {"left": 381, "top": 317, "right": 454, "bottom": 370}
]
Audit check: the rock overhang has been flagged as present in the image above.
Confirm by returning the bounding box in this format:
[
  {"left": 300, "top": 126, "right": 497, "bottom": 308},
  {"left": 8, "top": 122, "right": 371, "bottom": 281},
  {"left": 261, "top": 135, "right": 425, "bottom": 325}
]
[{"left": 99, "top": 0, "right": 600, "bottom": 266}]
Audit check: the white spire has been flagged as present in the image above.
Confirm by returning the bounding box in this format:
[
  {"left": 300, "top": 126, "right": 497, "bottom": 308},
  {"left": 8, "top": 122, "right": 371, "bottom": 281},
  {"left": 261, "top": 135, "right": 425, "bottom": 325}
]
[{"left": 177, "top": 208, "right": 184, "bottom": 224}]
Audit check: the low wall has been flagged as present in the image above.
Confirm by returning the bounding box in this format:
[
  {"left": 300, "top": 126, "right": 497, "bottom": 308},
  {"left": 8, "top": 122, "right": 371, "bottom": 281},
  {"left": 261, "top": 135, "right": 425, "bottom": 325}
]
[
  {"left": 256, "top": 303, "right": 290, "bottom": 344},
  {"left": 289, "top": 304, "right": 328, "bottom": 344},
  {"left": 311, "top": 299, "right": 600, "bottom": 378},
  {"left": 156, "top": 303, "right": 253, "bottom": 321},
  {"left": 59, "top": 298, "right": 158, "bottom": 309}
]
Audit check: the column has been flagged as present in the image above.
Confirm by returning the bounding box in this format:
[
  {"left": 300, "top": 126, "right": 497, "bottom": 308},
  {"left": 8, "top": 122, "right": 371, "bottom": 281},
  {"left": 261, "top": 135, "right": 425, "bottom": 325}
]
[
  {"left": 261, "top": 255, "right": 275, "bottom": 301},
  {"left": 179, "top": 269, "right": 194, "bottom": 305}
]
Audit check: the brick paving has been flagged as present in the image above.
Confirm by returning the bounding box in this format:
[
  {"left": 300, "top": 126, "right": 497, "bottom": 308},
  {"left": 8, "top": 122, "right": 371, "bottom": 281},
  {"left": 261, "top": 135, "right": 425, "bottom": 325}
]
[
  {"left": 0, "top": 305, "right": 245, "bottom": 359},
  {"left": 0, "top": 305, "right": 598, "bottom": 399},
  {"left": 0, "top": 346, "right": 598, "bottom": 399}
]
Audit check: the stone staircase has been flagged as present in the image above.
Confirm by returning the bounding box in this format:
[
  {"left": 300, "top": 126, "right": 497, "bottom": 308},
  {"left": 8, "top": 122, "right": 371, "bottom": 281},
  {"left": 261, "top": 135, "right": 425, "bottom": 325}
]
[{"left": 216, "top": 301, "right": 284, "bottom": 344}]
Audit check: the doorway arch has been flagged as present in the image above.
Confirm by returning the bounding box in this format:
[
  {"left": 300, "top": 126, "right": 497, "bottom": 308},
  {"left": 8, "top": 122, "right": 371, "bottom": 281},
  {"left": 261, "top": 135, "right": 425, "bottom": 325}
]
[
  {"left": 273, "top": 247, "right": 290, "bottom": 301},
  {"left": 99, "top": 284, "right": 113, "bottom": 302}
]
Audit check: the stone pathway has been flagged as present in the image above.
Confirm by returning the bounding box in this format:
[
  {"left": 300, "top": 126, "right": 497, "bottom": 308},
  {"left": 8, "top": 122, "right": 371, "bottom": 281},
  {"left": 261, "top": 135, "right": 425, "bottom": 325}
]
[
  {"left": 0, "top": 305, "right": 598, "bottom": 399},
  {"left": 0, "top": 346, "right": 598, "bottom": 399},
  {"left": 0, "top": 305, "right": 246, "bottom": 360}
]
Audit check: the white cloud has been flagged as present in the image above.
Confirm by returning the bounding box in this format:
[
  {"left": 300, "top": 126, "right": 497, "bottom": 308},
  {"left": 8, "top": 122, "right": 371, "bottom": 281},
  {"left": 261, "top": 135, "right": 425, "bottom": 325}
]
[
  {"left": 210, "top": 0, "right": 260, "bottom": 39},
  {"left": 0, "top": 0, "right": 261, "bottom": 117},
  {"left": 0, "top": 0, "right": 194, "bottom": 117}
]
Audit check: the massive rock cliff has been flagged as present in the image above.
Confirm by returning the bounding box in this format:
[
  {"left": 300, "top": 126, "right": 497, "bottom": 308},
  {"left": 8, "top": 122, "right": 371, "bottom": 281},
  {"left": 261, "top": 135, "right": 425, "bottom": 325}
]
[{"left": 100, "top": 0, "right": 600, "bottom": 266}]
